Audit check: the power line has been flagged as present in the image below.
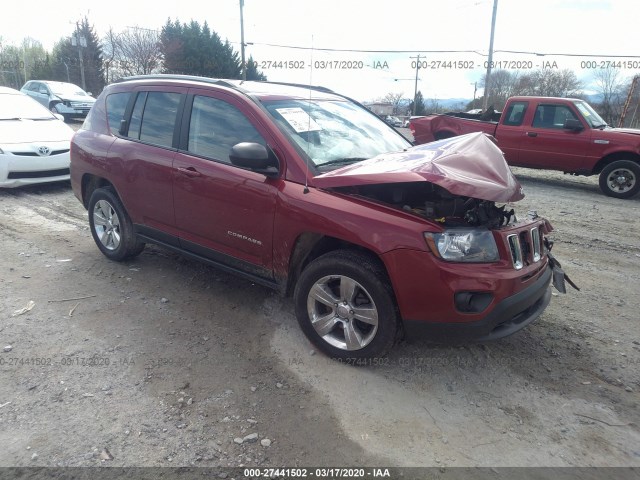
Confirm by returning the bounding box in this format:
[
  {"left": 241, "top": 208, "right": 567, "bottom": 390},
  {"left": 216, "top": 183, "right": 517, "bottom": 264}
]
[{"left": 241, "top": 42, "right": 640, "bottom": 59}]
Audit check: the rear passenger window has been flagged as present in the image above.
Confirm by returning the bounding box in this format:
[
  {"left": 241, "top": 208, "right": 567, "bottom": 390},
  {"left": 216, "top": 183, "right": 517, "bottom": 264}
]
[
  {"left": 105, "top": 92, "right": 131, "bottom": 135},
  {"left": 139, "top": 92, "right": 181, "bottom": 148},
  {"left": 125, "top": 91, "right": 181, "bottom": 148},
  {"left": 187, "top": 95, "right": 265, "bottom": 163}
]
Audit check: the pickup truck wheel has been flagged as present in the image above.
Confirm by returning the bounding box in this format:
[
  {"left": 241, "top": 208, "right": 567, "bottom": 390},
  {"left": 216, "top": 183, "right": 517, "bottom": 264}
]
[
  {"left": 294, "top": 250, "right": 399, "bottom": 360},
  {"left": 599, "top": 160, "right": 640, "bottom": 199},
  {"left": 88, "top": 187, "right": 145, "bottom": 261}
]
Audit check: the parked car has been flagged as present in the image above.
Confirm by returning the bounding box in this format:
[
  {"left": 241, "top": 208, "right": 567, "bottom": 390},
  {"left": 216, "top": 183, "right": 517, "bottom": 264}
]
[
  {"left": 21, "top": 80, "right": 96, "bottom": 122},
  {"left": 70, "top": 75, "right": 573, "bottom": 359},
  {"left": 410, "top": 96, "right": 640, "bottom": 199},
  {"left": 403, "top": 116, "right": 424, "bottom": 128},
  {"left": 385, "top": 115, "right": 402, "bottom": 127},
  {"left": 0, "top": 86, "right": 74, "bottom": 188}
]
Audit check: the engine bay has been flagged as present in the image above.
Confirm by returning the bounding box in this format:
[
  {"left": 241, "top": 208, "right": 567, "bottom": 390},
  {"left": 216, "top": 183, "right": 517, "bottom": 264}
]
[{"left": 336, "top": 182, "right": 516, "bottom": 229}]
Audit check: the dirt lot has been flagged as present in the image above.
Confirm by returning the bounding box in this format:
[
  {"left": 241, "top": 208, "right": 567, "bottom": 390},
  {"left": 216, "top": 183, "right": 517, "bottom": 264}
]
[{"left": 0, "top": 132, "right": 639, "bottom": 469}]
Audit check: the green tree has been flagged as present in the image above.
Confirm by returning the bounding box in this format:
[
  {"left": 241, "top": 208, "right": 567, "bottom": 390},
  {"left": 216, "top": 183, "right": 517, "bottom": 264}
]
[
  {"left": 245, "top": 55, "right": 266, "bottom": 81},
  {"left": 410, "top": 91, "right": 426, "bottom": 116},
  {"left": 160, "top": 18, "right": 264, "bottom": 80},
  {"left": 46, "top": 17, "right": 105, "bottom": 95},
  {"left": 0, "top": 38, "right": 50, "bottom": 88}
]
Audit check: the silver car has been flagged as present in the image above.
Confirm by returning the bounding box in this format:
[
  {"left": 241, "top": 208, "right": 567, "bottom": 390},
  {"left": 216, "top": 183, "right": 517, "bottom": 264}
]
[{"left": 21, "top": 80, "right": 96, "bottom": 122}]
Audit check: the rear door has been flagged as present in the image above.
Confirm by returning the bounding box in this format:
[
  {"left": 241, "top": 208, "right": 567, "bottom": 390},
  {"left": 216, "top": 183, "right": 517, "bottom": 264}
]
[
  {"left": 172, "top": 89, "right": 280, "bottom": 278},
  {"left": 106, "top": 86, "right": 186, "bottom": 238}
]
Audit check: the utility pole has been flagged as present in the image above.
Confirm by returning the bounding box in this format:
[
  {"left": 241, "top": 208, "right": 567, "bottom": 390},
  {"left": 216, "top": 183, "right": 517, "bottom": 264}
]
[
  {"left": 239, "top": 0, "right": 246, "bottom": 81},
  {"left": 409, "top": 54, "right": 423, "bottom": 115},
  {"left": 482, "top": 0, "right": 498, "bottom": 110},
  {"left": 472, "top": 82, "right": 477, "bottom": 108}
]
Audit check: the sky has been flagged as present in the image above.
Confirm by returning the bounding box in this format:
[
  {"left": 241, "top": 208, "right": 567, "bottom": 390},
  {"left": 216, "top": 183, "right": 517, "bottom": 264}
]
[{"left": 1, "top": 0, "right": 638, "bottom": 103}]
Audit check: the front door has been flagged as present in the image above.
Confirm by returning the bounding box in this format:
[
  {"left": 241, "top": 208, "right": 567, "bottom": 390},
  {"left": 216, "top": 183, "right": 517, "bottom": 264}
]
[
  {"left": 517, "top": 103, "right": 590, "bottom": 171},
  {"left": 172, "top": 90, "right": 279, "bottom": 278}
]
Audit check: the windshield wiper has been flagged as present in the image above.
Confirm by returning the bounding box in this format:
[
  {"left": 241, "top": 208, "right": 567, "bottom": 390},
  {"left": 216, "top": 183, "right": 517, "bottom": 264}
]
[
  {"left": 316, "top": 157, "right": 368, "bottom": 168},
  {"left": 593, "top": 123, "right": 608, "bottom": 129}
]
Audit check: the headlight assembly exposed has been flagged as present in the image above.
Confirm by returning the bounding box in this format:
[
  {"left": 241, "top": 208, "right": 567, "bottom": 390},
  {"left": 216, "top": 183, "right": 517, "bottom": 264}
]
[{"left": 425, "top": 229, "right": 499, "bottom": 262}]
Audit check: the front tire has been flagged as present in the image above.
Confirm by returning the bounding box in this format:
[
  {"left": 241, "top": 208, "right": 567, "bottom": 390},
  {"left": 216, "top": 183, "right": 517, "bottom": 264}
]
[
  {"left": 50, "top": 103, "right": 69, "bottom": 122},
  {"left": 294, "top": 250, "right": 400, "bottom": 360},
  {"left": 599, "top": 160, "right": 640, "bottom": 199},
  {"left": 88, "top": 187, "right": 145, "bottom": 261}
]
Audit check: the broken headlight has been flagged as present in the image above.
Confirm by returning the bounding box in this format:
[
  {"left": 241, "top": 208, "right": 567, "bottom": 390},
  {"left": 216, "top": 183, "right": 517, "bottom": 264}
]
[{"left": 425, "top": 229, "right": 499, "bottom": 263}]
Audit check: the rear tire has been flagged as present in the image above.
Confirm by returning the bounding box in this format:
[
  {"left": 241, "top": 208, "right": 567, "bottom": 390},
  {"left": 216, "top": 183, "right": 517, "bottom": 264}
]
[
  {"left": 294, "top": 250, "right": 400, "bottom": 360},
  {"left": 599, "top": 160, "right": 640, "bottom": 199},
  {"left": 88, "top": 187, "right": 145, "bottom": 261}
]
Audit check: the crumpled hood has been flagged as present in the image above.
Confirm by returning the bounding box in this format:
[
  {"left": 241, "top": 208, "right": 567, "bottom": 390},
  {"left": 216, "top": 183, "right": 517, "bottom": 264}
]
[
  {"left": 314, "top": 132, "right": 524, "bottom": 202},
  {"left": 0, "top": 118, "right": 74, "bottom": 144},
  {"left": 54, "top": 93, "right": 95, "bottom": 104}
]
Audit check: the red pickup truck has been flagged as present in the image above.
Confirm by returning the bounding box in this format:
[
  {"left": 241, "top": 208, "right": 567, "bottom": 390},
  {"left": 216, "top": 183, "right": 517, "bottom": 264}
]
[{"left": 410, "top": 96, "right": 640, "bottom": 199}]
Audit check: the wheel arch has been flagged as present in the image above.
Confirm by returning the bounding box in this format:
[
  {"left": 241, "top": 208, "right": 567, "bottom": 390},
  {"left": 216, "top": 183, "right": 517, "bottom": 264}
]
[
  {"left": 434, "top": 130, "right": 456, "bottom": 140},
  {"left": 284, "top": 233, "right": 392, "bottom": 297},
  {"left": 592, "top": 151, "right": 640, "bottom": 175},
  {"left": 81, "top": 174, "right": 115, "bottom": 208}
]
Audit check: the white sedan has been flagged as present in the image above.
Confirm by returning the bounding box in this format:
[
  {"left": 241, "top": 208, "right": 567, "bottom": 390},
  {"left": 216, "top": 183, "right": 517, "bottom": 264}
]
[{"left": 0, "top": 86, "right": 74, "bottom": 188}]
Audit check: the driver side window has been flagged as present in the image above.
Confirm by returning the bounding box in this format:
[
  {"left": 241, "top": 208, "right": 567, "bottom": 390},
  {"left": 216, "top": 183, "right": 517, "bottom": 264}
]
[
  {"left": 187, "top": 96, "right": 265, "bottom": 164},
  {"left": 532, "top": 104, "right": 578, "bottom": 129}
]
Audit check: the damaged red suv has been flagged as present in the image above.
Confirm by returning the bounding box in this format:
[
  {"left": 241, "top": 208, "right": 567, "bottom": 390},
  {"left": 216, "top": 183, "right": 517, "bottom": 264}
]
[{"left": 70, "top": 75, "right": 572, "bottom": 359}]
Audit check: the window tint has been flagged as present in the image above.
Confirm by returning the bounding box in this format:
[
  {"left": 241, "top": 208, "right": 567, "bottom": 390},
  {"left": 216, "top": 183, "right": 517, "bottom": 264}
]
[
  {"left": 187, "top": 95, "right": 265, "bottom": 163},
  {"left": 503, "top": 101, "right": 527, "bottom": 126},
  {"left": 532, "top": 104, "right": 579, "bottom": 129},
  {"left": 139, "top": 92, "right": 181, "bottom": 148},
  {"left": 105, "top": 92, "right": 132, "bottom": 135}
]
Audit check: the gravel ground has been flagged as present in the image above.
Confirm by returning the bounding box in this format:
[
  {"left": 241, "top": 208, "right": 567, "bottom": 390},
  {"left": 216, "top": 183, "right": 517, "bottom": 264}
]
[{"left": 0, "top": 127, "right": 638, "bottom": 469}]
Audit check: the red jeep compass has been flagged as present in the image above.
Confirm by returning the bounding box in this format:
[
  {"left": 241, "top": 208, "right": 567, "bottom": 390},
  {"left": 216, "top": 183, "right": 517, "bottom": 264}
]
[{"left": 70, "top": 75, "right": 572, "bottom": 359}]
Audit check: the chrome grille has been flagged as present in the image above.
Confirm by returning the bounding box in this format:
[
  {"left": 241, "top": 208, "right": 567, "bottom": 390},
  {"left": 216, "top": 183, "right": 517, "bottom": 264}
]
[
  {"left": 507, "top": 234, "right": 523, "bottom": 270},
  {"left": 531, "top": 227, "right": 541, "bottom": 262}
]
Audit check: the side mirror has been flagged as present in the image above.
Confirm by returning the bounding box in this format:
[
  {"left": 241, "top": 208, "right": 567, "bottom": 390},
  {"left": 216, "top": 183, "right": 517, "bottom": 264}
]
[
  {"left": 229, "top": 142, "right": 279, "bottom": 176},
  {"left": 563, "top": 118, "right": 583, "bottom": 131}
]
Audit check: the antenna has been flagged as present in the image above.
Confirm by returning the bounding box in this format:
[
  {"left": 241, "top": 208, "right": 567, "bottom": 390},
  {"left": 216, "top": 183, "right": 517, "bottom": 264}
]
[{"left": 303, "top": 35, "right": 313, "bottom": 194}]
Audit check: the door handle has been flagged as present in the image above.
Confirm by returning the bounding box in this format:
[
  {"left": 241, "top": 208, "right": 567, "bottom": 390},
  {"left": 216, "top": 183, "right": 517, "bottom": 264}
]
[
  {"left": 176, "top": 166, "right": 202, "bottom": 178},
  {"left": 526, "top": 132, "right": 537, "bottom": 137}
]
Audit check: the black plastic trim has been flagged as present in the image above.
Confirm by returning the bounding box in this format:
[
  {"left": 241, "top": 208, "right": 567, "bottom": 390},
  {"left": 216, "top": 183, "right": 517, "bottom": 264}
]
[
  {"left": 134, "top": 225, "right": 280, "bottom": 292},
  {"left": 402, "top": 265, "right": 552, "bottom": 342}
]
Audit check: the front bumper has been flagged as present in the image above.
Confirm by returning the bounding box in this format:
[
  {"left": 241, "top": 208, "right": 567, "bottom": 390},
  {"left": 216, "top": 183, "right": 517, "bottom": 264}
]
[
  {"left": 402, "top": 264, "right": 552, "bottom": 342},
  {"left": 0, "top": 151, "right": 70, "bottom": 188}
]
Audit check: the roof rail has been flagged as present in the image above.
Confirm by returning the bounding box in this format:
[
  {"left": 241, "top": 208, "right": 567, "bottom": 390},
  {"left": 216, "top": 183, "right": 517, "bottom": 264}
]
[
  {"left": 113, "top": 74, "right": 367, "bottom": 108},
  {"left": 116, "top": 75, "right": 337, "bottom": 96},
  {"left": 116, "top": 74, "right": 239, "bottom": 90}
]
